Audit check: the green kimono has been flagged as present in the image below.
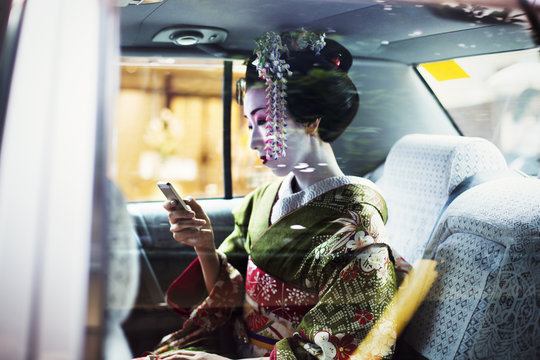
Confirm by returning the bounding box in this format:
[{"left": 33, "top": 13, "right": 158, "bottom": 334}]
[{"left": 157, "top": 176, "right": 406, "bottom": 360}]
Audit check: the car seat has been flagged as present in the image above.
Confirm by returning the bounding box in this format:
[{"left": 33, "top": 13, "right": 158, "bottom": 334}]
[
  {"left": 376, "top": 134, "right": 507, "bottom": 265},
  {"left": 402, "top": 176, "right": 540, "bottom": 359}
]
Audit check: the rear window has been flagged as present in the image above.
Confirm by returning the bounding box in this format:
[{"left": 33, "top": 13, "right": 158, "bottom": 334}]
[{"left": 417, "top": 49, "right": 540, "bottom": 177}]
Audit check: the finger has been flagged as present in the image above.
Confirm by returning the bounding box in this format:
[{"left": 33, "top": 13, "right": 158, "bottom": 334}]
[
  {"left": 184, "top": 197, "right": 203, "bottom": 214},
  {"left": 163, "top": 200, "right": 177, "bottom": 211},
  {"left": 165, "top": 199, "right": 195, "bottom": 213},
  {"left": 170, "top": 218, "right": 206, "bottom": 232},
  {"left": 171, "top": 228, "right": 206, "bottom": 245},
  {"left": 184, "top": 198, "right": 210, "bottom": 223},
  {"left": 168, "top": 209, "right": 197, "bottom": 225}
]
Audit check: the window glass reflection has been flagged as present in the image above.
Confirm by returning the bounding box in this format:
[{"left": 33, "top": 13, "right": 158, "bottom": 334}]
[
  {"left": 418, "top": 49, "right": 540, "bottom": 177},
  {"left": 114, "top": 58, "right": 276, "bottom": 201}
]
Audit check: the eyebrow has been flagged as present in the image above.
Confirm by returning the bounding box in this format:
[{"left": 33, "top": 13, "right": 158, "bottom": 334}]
[{"left": 243, "top": 106, "right": 266, "bottom": 118}]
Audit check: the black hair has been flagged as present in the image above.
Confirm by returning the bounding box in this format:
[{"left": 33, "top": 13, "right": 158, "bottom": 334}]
[{"left": 244, "top": 38, "right": 359, "bottom": 143}]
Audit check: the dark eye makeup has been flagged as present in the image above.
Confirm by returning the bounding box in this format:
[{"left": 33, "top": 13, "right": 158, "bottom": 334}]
[{"left": 248, "top": 117, "right": 267, "bottom": 130}]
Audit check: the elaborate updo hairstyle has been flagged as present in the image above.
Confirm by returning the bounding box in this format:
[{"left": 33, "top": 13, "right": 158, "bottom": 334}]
[{"left": 244, "top": 35, "right": 359, "bottom": 143}]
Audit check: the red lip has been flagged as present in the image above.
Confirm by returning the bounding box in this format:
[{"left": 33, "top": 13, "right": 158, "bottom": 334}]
[{"left": 260, "top": 156, "right": 267, "bottom": 165}]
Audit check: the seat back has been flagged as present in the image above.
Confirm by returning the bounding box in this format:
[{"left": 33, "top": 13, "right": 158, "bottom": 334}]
[
  {"left": 376, "top": 134, "right": 507, "bottom": 264},
  {"left": 404, "top": 177, "right": 540, "bottom": 359}
]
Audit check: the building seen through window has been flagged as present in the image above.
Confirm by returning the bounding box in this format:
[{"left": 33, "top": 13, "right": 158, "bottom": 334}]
[{"left": 113, "top": 58, "right": 274, "bottom": 201}]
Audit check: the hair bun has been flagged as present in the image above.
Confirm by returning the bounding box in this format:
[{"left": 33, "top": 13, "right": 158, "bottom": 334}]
[
  {"left": 320, "top": 39, "right": 353, "bottom": 72},
  {"left": 242, "top": 30, "right": 359, "bottom": 152}
]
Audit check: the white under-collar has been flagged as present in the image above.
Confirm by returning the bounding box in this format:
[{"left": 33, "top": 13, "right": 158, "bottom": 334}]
[{"left": 270, "top": 173, "right": 377, "bottom": 224}]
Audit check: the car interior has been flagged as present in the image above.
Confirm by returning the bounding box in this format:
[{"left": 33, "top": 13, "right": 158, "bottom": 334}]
[
  {"left": 2, "top": 1, "right": 538, "bottom": 359},
  {"left": 108, "top": 1, "right": 540, "bottom": 359}
]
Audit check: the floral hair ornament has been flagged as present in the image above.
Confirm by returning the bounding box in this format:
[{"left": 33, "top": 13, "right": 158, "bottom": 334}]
[{"left": 252, "top": 29, "right": 326, "bottom": 160}]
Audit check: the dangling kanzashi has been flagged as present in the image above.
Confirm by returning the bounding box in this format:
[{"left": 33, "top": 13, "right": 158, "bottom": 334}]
[{"left": 252, "top": 29, "right": 326, "bottom": 160}]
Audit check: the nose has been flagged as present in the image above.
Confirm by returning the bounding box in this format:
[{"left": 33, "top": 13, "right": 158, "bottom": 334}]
[{"left": 249, "top": 126, "right": 264, "bottom": 151}]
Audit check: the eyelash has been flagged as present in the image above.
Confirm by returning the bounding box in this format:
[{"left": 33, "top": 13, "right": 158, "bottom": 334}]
[{"left": 248, "top": 118, "right": 267, "bottom": 130}]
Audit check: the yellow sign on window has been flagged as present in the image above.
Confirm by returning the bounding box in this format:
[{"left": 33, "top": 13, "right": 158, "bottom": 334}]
[{"left": 420, "top": 60, "right": 470, "bottom": 81}]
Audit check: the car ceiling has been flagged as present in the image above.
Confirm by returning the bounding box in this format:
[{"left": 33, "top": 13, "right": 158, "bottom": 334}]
[{"left": 120, "top": 0, "right": 536, "bottom": 64}]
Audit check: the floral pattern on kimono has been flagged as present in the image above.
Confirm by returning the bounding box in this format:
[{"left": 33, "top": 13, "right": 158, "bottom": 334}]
[
  {"left": 153, "top": 257, "right": 244, "bottom": 356},
  {"left": 155, "top": 177, "right": 408, "bottom": 360},
  {"left": 239, "top": 258, "right": 319, "bottom": 357}
]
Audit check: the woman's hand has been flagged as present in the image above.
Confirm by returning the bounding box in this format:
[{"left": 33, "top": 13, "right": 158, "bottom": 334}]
[
  {"left": 164, "top": 197, "right": 220, "bottom": 293},
  {"left": 164, "top": 197, "right": 215, "bottom": 254}
]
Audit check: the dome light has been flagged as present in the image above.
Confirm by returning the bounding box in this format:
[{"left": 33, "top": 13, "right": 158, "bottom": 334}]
[{"left": 171, "top": 31, "right": 204, "bottom": 46}]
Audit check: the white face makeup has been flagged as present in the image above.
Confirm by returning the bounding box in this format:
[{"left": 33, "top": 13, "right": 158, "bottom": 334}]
[{"left": 243, "top": 87, "right": 314, "bottom": 177}]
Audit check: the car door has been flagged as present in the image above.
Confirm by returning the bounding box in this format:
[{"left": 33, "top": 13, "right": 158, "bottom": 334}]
[{"left": 0, "top": 0, "right": 119, "bottom": 359}]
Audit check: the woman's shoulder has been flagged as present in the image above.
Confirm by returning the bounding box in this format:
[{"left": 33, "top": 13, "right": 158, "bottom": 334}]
[{"left": 321, "top": 175, "right": 388, "bottom": 222}]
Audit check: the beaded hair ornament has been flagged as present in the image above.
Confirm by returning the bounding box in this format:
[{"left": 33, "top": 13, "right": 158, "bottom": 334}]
[{"left": 252, "top": 29, "right": 326, "bottom": 160}]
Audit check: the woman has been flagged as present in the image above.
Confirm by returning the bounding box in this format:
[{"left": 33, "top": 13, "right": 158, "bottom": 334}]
[{"left": 148, "top": 29, "right": 408, "bottom": 360}]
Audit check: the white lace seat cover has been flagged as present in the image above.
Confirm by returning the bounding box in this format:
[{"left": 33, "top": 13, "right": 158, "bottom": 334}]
[
  {"left": 376, "top": 134, "right": 507, "bottom": 265},
  {"left": 405, "top": 177, "right": 540, "bottom": 359}
]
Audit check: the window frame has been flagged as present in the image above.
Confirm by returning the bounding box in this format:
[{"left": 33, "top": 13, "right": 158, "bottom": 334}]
[{"left": 0, "top": 0, "right": 26, "bottom": 154}]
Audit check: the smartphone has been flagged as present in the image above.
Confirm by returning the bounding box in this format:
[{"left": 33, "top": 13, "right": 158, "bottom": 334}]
[{"left": 157, "top": 182, "right": 189, "bottom": 210}]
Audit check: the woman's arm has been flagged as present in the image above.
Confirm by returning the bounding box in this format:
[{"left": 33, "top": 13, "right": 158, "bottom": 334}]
[{"left": 164, "top": 197, "right": 219, "bottom": 294}]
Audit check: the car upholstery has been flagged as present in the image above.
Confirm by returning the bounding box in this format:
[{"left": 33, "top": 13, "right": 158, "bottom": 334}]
[
  {"left": 403, "top": 176, "right": 540, "bottom": 359},
  {"left": 376, "top": 134, "right": 508, "bottom": 265}
]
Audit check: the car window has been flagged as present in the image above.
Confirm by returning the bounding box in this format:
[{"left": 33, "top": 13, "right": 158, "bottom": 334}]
[
  {"left": 114, "top": 57, "right": 274, "bottom": 201},
  {"left": 114, "top": 56, "right": 460, "bottom": 201},
  {"left": 418, "top": 48, "right": 540, "bottom": 177},
  {"left": 2, "top": 1, "right": 539, "bottom": 359}
]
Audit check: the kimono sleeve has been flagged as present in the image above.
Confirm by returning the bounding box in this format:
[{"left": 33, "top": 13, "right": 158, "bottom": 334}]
[
  {"left": 218, "top": 180, "right": 279, "bottom": 274},
  {"left": 217, "top": 192, "right": 255, "bottom": 276},
  {"left": 157, "top": 252, "right": 245, "bottom": 355},
  {"left": 166, "top": 181, "right": 274, "bottom": 315},
  {"left": 165, "top": 189, "right": 259, "bottom": 316},
  {"left": 273, "top": 207, "right": 399, "bottom": 360}
]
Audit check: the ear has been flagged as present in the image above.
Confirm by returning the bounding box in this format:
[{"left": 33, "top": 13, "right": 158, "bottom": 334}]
[{"left": 305, "top": 118, "right": 321, "bottom": 136}]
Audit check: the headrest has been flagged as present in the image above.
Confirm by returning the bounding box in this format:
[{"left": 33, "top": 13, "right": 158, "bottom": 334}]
[{"left": 381, "top": 134, "right": 507, "bottom": 196}]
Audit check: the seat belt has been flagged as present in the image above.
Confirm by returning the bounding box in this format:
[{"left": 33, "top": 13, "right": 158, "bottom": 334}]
[{"left": 424, "top": 168, "right": 524, "bottom": 259}]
